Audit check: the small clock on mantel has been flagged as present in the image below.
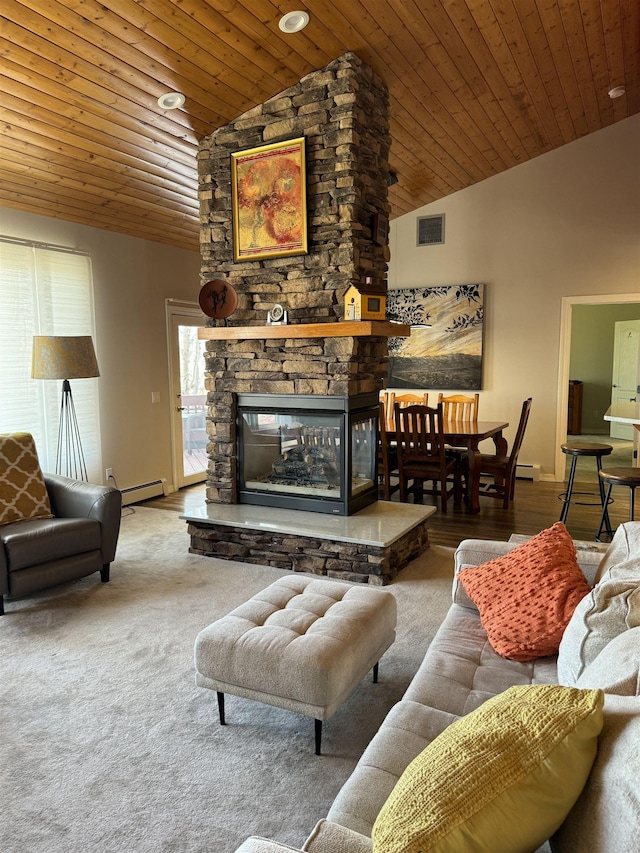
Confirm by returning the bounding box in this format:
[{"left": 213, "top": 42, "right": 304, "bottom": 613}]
[{"left": 267, "top": 303, "right": 288, "bottom": 325}]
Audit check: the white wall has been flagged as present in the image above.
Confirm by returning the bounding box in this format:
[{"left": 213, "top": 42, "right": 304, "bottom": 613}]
[
  {"left": 0, "top": 207, "right": 201, "bottom": 491},
  {"left": 389, "top": 115, "right": 640, "bottom": 479}
]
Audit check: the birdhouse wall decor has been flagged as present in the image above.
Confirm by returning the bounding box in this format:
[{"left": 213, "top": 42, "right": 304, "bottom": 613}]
[{"left": 343, "top": 283, "right": 387, "bottom": 321}]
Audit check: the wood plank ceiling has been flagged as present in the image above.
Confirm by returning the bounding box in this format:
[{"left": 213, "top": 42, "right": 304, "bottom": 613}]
[{"left": 1, "top": 1, "right": 638, "bottom": 252}]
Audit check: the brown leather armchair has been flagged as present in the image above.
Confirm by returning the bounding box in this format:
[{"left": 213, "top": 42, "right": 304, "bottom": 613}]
[{"left": 0, "top": 474, "right": 122, "bottom": 615}]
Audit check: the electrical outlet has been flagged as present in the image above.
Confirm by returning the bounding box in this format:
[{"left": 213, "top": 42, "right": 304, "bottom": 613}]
[{"left": 105, "top": 467, "right": 113, "bottom": 480}]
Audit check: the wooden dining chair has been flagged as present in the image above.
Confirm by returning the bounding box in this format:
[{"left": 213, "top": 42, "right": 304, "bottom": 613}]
[
  {"left": 377, "top": 401, "right": 399, "bottom": 501},
  {"left": 379, "top": 391, "right": 429, "bottom": 432},
  {"left": 393, "top": 392, "right": 430, "bottom": 406},
  {"left": 379, "top": 391, "right": 396, "bottom": 433},
  {"left": 478, "top": 397, "right": 532, "bottom": 508},
  {"left": 437, "top": 393, "right": 479, "bottom": 421},
  {"left": 394, "top": 402, "right": 462, "bottom": 512},
  {"left": 437, "top": 393, "right": 480, "bottom": 470}
]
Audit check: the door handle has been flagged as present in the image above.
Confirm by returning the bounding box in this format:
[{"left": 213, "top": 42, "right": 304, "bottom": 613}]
[{"left": 177, "top": 406, "right": 185, "bottom": 411}]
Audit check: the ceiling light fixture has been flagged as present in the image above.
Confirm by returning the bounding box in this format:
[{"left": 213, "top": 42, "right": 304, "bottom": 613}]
[
  {"left": 157, "top": 92, "right": 186, "bottom": 110},
  {"left": 279, "top": 11, "right": 309, "bottom": 33},
  {"left": 608, "top": 86, "right": 626, "bottom": 99}
]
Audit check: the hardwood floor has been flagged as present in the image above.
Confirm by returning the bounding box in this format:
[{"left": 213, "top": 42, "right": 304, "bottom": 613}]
[{"left": 138, "top": 475, "right": 632, "bottom": 550}]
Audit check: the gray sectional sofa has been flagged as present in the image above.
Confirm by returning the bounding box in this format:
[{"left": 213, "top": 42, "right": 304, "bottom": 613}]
[{"left": 234, "top": 522, "right": 640, "bottom": 853}]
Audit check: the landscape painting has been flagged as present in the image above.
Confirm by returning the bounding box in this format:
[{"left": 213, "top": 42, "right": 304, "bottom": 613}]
[{"left": 387, "top": 284, "right": 484, "bottom": 390}]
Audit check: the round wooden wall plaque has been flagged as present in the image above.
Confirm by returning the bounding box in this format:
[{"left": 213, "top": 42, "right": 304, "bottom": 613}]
[{"left": 199, "top": 280, "right": 238, "bottom": 319}]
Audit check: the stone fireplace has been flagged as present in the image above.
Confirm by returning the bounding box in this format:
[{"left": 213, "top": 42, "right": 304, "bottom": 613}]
[
  {"left": 184, "top": 53, "right": 432, "bottom": 583},
  {"left": 197, "top": 52, "right": 392, "bottom": 508}
]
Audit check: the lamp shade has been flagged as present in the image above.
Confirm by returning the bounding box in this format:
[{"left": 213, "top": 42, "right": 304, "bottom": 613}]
[{"left": 32, "top": 336, "right": 100, "bottom": 380}]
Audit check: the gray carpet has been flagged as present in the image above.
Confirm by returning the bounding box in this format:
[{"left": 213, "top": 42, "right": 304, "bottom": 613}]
[{"left": 1, "top": 507, "right": 454, "bottom": 853}]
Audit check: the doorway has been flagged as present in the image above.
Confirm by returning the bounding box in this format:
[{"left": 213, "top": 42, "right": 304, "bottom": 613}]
[
  {"left": 166, "top": 301, "right": 207, "bottom": 489},
  {"left": 557, "top": 295, "right": 640, "bottom": 480},
  {"left": 610, "top": 320, "right": 640, "bottom": 440}
]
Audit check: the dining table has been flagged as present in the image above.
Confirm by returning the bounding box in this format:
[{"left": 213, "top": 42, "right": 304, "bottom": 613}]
[
  {"left": 441, "top": 420, "right": 509, "bottom": 513},
  {"left": 384, "top": 419, "right": 510, "bottom": 514}
]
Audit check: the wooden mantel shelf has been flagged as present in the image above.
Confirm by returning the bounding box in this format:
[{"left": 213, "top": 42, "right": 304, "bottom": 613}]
[{"left": 197, "top": 320, "right": 411, "bottom": 341}]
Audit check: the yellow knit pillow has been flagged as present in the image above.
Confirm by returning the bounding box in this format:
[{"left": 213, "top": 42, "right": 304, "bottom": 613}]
[
  {"left": 372, "top": 685, "right": 604, "bottom": 853},
  {"left": 0, "top": 433, "right": 53, "bottom": 525}
]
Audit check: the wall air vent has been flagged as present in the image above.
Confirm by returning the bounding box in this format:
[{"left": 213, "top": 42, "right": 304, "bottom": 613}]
[{"left": 417, "top": 214, "right": 445, "bottom": 246}]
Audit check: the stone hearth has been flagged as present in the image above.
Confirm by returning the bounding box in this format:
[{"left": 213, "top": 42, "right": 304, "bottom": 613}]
[{"left": 184, "top": 503, "right": 435, "bottom": 586}]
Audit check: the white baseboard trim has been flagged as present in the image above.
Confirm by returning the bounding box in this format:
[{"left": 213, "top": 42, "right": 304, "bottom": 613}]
[
  {"left": 120, "top": 478, "right": 167, "bottom": 506},
  {"left": 515, "top": 463, "right": 541, "bottom": 481}
]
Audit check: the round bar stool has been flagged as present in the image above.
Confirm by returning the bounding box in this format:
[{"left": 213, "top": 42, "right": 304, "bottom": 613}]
[
  {"left": 596, "top": 468, "right": 640, "bottom": 540},
  {"left": 559, "top": 441, "right": 613, "bottom": 539}
]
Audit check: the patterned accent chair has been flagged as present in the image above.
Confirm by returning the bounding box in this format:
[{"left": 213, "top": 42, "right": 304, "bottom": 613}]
[{"left": 0, "top": 433, "right": 122, "bottom": 615}]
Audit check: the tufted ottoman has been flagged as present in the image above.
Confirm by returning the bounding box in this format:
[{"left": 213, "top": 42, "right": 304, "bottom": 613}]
[{"left": 194, "top": 576, "right": 397, "bottom": 754}]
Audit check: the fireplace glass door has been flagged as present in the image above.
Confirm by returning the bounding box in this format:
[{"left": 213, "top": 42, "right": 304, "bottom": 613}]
[{"left": 237, "top": 394, "right": 378, "bottom": 515}]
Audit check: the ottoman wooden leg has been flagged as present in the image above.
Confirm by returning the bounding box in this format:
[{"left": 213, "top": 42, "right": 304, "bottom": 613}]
[
  {"left": 217, "top": 691, "right": 226, "bottom": 726},
  {"left": 315, "top": 719, "right": 322, "bottom": 756},
  {"left": 373, "top": 661, "right": 379, "bottom": 683}
]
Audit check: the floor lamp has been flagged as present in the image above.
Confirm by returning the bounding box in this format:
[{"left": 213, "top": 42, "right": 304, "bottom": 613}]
[{"left": 32, "top": 336, "right": 100, "bottom": 481}]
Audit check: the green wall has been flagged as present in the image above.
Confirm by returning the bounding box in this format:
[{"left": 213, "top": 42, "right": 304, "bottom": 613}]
[{"left": 570, "top": 303, "right": 640, "bottom": 433}]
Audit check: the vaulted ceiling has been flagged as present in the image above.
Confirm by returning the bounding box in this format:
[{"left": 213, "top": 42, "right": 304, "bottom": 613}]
[{"left": 1, "top": 1, "right": 638, "bottom": 251}]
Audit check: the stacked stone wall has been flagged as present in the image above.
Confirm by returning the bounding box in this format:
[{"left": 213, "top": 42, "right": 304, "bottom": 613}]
[
  {"left": 197, "top": 52, "right": 391, "bottom": 506},
  {"left": 198, "top": 52, "right": 390, "bottom": 325},
  {"left": 187, "top": 516, "right": 430, "bottom": 585}
]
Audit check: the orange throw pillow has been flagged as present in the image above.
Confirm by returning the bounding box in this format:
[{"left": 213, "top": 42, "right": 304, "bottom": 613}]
[{"left": 458, "top": 523, "right": 591, "bottom": 661}]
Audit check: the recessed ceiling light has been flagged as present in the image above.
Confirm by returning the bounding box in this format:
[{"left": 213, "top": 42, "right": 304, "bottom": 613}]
[
  {"left": 279, "top": 11, "right": 309, "bottom": 33},
  {"left": 608, "top": 86, "right": 626, "bottom": 99},
  {"left": 157, "top": 92, "right": 186, "bottom": 110}
]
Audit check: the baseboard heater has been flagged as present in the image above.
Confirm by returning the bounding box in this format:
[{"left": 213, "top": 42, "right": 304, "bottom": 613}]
[
  {"left": 515, "top": 463, "right": 540, "bottom": 481},
  {"left": 119, "top": 479, "right": 167, "bottom": 506}
]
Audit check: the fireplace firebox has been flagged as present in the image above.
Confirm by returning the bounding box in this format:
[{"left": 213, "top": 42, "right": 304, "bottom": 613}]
[{"left": 237, "top": 393, "right": 379, "bottom": 515}]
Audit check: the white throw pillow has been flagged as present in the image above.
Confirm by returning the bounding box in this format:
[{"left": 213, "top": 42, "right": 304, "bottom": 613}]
[
  {"left": 550, "top": 695, "right": 640, "bottom": 853},
  {"left": 557, "top": 561, "right": 640, "bottom": 686},
  {"left": 593, "top": 521, "right": 640, "bottom": 584},
  {"left": 576, "top": 626, "right": 640, "bottom": 696}
]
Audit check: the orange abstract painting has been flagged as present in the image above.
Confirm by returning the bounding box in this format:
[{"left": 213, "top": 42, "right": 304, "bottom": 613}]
[{"left": 231, "top": 137, "right": 307, "bottom": 261}]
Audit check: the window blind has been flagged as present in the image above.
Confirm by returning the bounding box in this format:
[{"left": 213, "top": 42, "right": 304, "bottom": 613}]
[{"left": 0, "top": 239, "right": 100, "bottom": 479}]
